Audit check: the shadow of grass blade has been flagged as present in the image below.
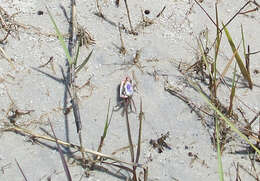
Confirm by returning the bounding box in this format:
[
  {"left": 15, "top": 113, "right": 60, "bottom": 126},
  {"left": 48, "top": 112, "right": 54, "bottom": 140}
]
[
  {"left": 48, "top": 119, "right": 72, "bottom": 181},
  {"left": 15, "top": 159, "right": 28, "bottom": 181},
  {"left": 76, "top": 50, "right": 93, "bottom": 74},
  {"left": 216, "top": 119, "right": 224, "bottom": 181},
  {"left": 223, "top": 24, "right": 253, "bottom": 89},
  {"left": 188, "top": 79, "right": 260, "bottom": 155},
  {"left": 46, "top": 7, "right": 73, "bottom": 65}
]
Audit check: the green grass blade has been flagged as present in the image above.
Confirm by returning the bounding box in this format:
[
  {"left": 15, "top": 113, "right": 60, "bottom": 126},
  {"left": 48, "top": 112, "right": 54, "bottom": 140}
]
[
  {"left": 97, "top": 99, "right": 112, "bottom": 153},
  {"left": 216, "top": 119, "right": 224, "bottom": 181},
  {"left": 46, "top": 7, "right": 73, "bottom": 65},
  {"left": 223, "top": 24, "right": 253, "bottom": 89},
  {"left": 103, "top": 99, "right": 111, "bottom": 138},
  {"left": 188, "top": 79, "right": 260, "bottom": 155},
  {"left": 76, "top": 50, "right": 93, "bottom": 74}
]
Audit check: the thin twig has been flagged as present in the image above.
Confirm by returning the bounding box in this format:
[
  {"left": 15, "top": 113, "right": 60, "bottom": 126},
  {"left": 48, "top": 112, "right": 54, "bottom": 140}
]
[
  {"left": 220, "top": 1, "right": 251, "bottom": 31},
  {"left": 194, "top": 0, "right": 219, "bottom": 30}
]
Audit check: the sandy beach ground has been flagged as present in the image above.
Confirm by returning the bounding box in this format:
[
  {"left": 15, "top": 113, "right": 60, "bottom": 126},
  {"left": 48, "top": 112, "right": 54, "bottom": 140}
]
[{"left": 0, "top": 0, "right": 260, "bottom": 180}]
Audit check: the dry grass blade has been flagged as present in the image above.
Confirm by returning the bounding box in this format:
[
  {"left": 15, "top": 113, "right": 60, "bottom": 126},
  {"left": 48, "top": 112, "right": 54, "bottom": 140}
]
[
  {"left": 15, "top": 159, "right": 28, "bottom": 181},
  {"left": 216, "top": 44, "right": 239, "bottom": 87},
  {"left": 241, "top": 25, "right": 251, "bottom": 76},
  {"left": 223, "top": 24, "right": 253, "bottom": 89},
  {"left": 228, "top": 64, "right": 237, "bottom": 116},
  {"left": 48, "top": 119, "right": 72, "bottom": 181},
  {"left": 214, "top": 3, "right": 221, "bottom": 62},
  {"left": 241, "top": 25, "right": 247, "bottom": 62},
  {"left": 210, "top": 3, "right": 221, "bottom": 99}
]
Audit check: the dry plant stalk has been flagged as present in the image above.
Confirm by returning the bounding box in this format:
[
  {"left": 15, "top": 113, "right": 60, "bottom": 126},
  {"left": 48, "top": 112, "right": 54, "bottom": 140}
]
[
  {"left": 118, "top": 23, "right": 127, "bottom": 55},
  {"left": 1, "top": 125, "right": 144, "bottom": 168},
  {"left": 0, "top": 6, "right": 20, "bottom": 42},
  {"left": 0, "top": 46, "right": 15, "bottom": 69},
  {"left": 96, "top": 0, "right": 104, "bottom": 18}
]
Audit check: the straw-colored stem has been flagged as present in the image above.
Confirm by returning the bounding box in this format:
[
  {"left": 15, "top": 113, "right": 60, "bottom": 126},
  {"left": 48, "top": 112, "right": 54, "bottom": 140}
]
[{"left": 3, "top": 125, "right": 143, "bottom": 168}]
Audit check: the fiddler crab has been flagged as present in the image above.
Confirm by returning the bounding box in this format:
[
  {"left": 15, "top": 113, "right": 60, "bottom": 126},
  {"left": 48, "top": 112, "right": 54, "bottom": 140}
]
[
  {"left": 114, "top": 76, "right": 136, "bottom": 115},
  {"left": 120, "top": 76, "right": 134, "bottom": 99}
]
